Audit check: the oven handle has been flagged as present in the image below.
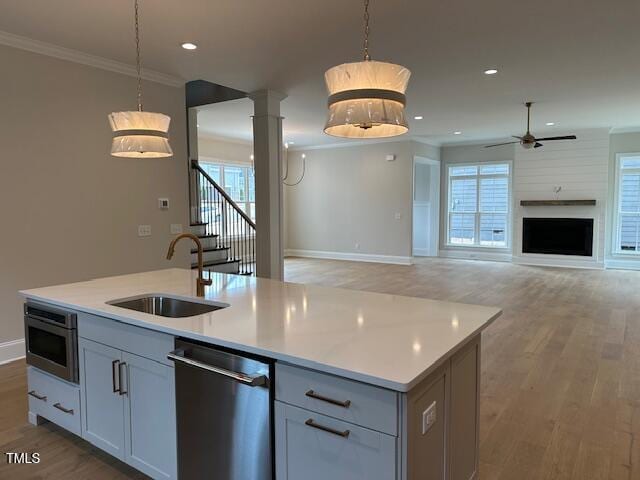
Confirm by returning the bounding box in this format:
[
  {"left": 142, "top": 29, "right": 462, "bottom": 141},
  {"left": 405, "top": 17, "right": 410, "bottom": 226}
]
[{"left": 167, "top": 349, "right": 267, "bottom": 387}]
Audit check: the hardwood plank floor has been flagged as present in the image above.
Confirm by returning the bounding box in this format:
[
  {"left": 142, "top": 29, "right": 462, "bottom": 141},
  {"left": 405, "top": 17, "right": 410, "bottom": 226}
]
[{"left": 1, "top": 256, "right": 639, "bottom": 478}]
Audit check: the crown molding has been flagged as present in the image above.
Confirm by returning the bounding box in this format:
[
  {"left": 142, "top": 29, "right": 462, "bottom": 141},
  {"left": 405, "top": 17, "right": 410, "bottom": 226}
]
[
  {"left": 198, "top": 132, "right": 253, "bottom": 145},
  {"left": 0, "top": 29, "right": 184, "bottom": 87}
]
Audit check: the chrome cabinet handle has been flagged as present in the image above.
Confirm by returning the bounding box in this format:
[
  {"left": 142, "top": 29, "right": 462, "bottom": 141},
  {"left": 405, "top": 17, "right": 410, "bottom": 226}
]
[
  {"left": 305, "top": 419, "right": 350, "bottom": 438},
  {"left": 28, "top": 390, "right": 47, "bottom": 401},
  {"left": 167, "top": 349, "right": 267, "bottom": 387},
  {"left": 112, "top": 360, "right": 120, "bottom": 393},
  {"left": 305, "top": 390, "right": 351, "bottom": 408},
  {"left": 53, "top": 403, "right": 74, "bottom": 415},
  {"left": 118, "top": 362, "right": 128, "bottom": 396}
]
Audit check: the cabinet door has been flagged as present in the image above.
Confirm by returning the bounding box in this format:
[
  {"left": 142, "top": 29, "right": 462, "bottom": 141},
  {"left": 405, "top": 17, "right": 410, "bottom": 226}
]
[
  {"left": 276, "top": 402, "right": 396, "bottom": 480},
  {"left": 122, "top": 351, "right": 177, "bottom": 480},
  {"left": 79, "top": 338, "right": 125, "bottom": 459}
]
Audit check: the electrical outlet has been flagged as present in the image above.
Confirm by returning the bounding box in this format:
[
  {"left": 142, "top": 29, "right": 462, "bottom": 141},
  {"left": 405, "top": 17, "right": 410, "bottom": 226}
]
[
  {"left": 395, "top": 212, "right": 402, "bottom": 220},
  {"left": 170, "top": 224, "right": 183, "bottom": 234},
  {"left": 422, "top": 401, "right": 437, "bottom": 435},
  {"left": 138, "top": 225, "right": 152, "bottom": 237},
  {"left": 355, "top": 243, "right": 360, "bottom": 250},
  {"left": 158, "top": 198, "right": 170, "bottom": 210}
]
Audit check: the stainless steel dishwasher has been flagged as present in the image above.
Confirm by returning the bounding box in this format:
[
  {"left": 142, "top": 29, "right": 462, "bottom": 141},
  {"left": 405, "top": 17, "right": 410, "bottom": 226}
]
[{"left": 168, "top": 338, "right": 274, "bottom": 480}]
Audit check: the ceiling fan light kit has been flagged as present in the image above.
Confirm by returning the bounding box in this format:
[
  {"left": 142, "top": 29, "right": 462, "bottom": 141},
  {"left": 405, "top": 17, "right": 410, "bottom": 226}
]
[
  {"left": 109, "top": 0, "right": 173, "bottom": 158},
  {"left": 484, "top": 102, "right": 576, "bottom": 150},
  {"left": 323, "top": 0, "right": 411, "bottom": 139}
]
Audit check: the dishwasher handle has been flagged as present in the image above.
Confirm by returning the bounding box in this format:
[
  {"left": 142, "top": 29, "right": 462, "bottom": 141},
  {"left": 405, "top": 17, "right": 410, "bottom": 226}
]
[{"left": 168, "top": 349, "right": 268, "bottom": 387}]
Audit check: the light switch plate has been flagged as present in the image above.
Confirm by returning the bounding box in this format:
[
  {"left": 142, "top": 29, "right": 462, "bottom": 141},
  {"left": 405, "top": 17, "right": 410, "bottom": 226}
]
[
  {"left": 170, "top": 224, "right": 183, "bottom": 234},
  {"left": 422, "top": 401, "right": 437, "bottom": 435},
  {"left": 138, "top": 225, "right": 152, "bottom": 237}
]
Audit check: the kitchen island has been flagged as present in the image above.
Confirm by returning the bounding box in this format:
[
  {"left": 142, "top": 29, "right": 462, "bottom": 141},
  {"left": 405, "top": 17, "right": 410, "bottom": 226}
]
[{"left": 21, "top": 268, "right": 500, "bottom": 480}]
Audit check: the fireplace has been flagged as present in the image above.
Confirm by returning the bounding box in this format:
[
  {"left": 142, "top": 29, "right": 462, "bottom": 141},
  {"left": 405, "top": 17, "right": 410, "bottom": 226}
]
[{"left": 522, "top": 218, "right": 593, "bottom": 256}]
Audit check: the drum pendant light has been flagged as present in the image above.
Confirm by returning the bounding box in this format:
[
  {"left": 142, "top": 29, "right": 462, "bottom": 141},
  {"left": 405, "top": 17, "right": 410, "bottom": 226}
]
[
  {"left": 108, "top": 0, "right": 172, "bottom": 158},
  {"left": 323, "top": 0, "right": 411, "bottom": 139}
]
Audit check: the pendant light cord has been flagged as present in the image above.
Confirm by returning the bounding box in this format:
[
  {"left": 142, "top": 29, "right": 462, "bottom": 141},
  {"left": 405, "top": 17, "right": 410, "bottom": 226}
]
[
  {"left": 134, "top": 0, "right": 143, "bottom": 111},
  {"left": 363, "top": 0, "right": 371, "bottom": 61}
]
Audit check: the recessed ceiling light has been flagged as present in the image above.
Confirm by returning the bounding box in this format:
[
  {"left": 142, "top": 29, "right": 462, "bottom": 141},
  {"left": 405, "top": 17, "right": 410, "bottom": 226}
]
[
  {"left": 453, "top": 131, "right": 462, "bottom": 135},
  {"left": 545, "top": 122, "right": 555, "bottom": 126},
  {"left": 414, "top": 116, "right": 423, "bottom": 120},
  {"left": 484, "top": 68, "right": 498, "bottom": 75},
  {"left": 181, "top": 42, "right": 198, "bottom": 50}
]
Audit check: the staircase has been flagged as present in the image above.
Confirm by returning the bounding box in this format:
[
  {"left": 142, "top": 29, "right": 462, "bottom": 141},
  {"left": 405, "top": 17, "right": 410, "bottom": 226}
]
[{"left": 190, "top": 161, "right": 256, "bottom": 276}]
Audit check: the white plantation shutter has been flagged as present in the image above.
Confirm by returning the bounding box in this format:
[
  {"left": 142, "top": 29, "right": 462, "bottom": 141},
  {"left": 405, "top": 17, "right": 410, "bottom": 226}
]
[
  {"left": 617, "top": 156, "right": 640, "bottom": 252},
  {"left": 447, "top": 163, "right": 510, "bottom": 247}
]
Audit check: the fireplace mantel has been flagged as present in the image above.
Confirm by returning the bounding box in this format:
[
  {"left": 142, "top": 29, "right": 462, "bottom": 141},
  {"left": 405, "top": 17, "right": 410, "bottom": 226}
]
[{"left": 520, "top": 199, "right": 596, "bottom": 207}]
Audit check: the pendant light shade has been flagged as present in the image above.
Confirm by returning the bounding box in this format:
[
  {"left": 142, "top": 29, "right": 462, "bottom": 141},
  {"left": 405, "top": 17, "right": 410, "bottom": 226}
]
[
  {"left": 324, "top": 60, "right": 410, "bottom": 139},
  {"left": 323, "top": 0, "right": 411, "bottom": 139},
  {"left": 108, "top": 0, "right": 173, "bottom": 158},
  {"left": 108, "top": 111, "right": 172, "bottom": 158}
]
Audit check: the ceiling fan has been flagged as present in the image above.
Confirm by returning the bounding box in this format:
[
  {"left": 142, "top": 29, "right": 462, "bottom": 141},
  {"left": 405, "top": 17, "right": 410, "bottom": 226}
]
[{"left": 485, "top": 102, "right": 577, "bottom": 149}]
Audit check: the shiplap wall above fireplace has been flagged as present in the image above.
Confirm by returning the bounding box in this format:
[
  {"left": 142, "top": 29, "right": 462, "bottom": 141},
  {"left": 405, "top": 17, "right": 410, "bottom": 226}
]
[{"left": 512, "top": 128, "right": 610, "bottom": 269}]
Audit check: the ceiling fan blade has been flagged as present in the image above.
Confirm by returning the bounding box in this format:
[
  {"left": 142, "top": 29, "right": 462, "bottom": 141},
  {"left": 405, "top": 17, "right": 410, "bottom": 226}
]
[
  {"left": 534, "top": 135, "right": 577, "bottom": 141},
  {"left": 534, "top": 142, "right": 543, "bottom": 148},
  {"left": 512, "top": 135, "right": 523, "bottom": 140},
  {"left": 484, "top": 141, "right": 520, "bottom": 148}
]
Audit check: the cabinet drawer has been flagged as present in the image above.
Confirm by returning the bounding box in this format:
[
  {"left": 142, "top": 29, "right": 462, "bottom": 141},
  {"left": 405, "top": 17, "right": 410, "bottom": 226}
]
[
  {"left": 78, "top": 312, "right": 174, "bottom": 365},
  {"left": 276, "top": 401, "right": 397, "bottom": 480},
  {"left": 275, "top": 363, "right": 398, "bottom": 435},
  {"left": 28, "top": 366, "right": 81, "bottom": 436}
]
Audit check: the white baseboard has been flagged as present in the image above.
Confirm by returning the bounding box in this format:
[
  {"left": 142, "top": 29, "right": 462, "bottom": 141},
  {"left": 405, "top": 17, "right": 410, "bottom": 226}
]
[
  {"left": 285, "top": 249, "right": 412, "bottom": 266},
  {"left": 438, "top": 249, "right": 513, "bottom": 263},
  {"left": 606, "top": 258, "right": 640, "bottom": 271},
  {"left": 0, "top": 338, "right": 25, "bottom": 365},
  {"left": 513, "top": 255, "right": 604, "bottom": 270}
]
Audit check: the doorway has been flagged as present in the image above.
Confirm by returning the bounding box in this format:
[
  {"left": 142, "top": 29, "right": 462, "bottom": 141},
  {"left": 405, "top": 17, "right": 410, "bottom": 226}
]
[{"left": 412, "top": 157, "right": 440, "bottom": 257}]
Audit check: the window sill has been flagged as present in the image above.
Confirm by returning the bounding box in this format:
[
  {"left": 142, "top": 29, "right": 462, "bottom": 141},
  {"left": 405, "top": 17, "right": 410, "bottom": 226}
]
[{"left": 444, "top": 243, "right": 511, "bottom": 251}]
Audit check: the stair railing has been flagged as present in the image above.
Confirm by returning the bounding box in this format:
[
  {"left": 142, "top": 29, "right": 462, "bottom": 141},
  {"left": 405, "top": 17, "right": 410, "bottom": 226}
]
[{"left": 191, "top": 160, "right": 256, "bottom": 276}]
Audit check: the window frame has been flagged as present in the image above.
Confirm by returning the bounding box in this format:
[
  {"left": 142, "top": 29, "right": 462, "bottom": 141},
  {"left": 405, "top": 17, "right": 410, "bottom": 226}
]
[
  {"left": 445, "top": 160, "right": 512, "bottom": 249},
  {"left": 199, "top": 158, "right": 256, "bottom": 223},
  {"left": 613, "top": 153, "right": 640, "bottom": 255}
]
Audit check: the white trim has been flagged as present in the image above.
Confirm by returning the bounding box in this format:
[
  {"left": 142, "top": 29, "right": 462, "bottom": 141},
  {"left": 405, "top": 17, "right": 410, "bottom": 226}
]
[
  {"left": 289, "top": 137, "right": 416, "bottom": 152},
  {"left": 438, "top": 249, "right": 512, "bottom": 262},
  {"left": 612, "top": 152, "right": 640, "bottom": 256},
  {"left": 285, "top": 249, "right": 412, "bottom": 265},
  {"left": 513, "top": 254, "right": 604, "bottom": 270},
  {"left": 0, "top": 338, "right": 25, "bottom": 365},
  {"left": 0, "top": 30, "right": 183, "bottom": 87},
  {"left": 606, "top": 258, "right": 640, "bottom": 270}
]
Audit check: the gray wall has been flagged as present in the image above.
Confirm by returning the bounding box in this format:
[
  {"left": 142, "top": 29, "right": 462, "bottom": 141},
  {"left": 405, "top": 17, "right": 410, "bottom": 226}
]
[
  {"left": 0, "top": 44, "right": 190, "bottom": 345},
  {"left": 284, "top": 140, "right": 439, "bottom": 259},
  {"left": 439, "top": 143, "right": 515, "bottom": 253}
]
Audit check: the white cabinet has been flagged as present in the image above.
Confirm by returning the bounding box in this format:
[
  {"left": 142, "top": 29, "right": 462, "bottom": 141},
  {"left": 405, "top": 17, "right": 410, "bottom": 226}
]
[
  {"left": 79, "top": 337, "right": 177, "bottom": 480},
  {"left": 79, "top": 339, "right": 126, "bottom": 459},
  {"left": 275, "top": 402, "right": 397, "bottom": 480},
  {"left": 123, "top": 351, "right": 176, "bottom": 480}
]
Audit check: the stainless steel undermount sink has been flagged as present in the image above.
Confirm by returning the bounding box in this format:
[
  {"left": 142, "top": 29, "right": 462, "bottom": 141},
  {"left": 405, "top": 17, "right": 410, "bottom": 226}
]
[{"left": 108, "top": 294, "right": 228, "bottom": 318}]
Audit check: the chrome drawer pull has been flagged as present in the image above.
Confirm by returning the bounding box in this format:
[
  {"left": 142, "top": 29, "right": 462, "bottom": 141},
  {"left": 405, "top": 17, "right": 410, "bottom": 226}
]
[
  {"left": 28, "top": 390, "right": 47, "bottom": 401},
  {"left": 305, "top": 419, "right": 350, "bottom": 438},
  {"left": 118, "top": 362, "right": 128, "bottom": 396},
  {"left": 112, "top": 360, "right": 120, "bottom": 393},
  {"left": 53, "top": 403, "right": 74, "bottom": 415},
  {"left": 305, "top": 389, "right": 351, "bottom": 408}
]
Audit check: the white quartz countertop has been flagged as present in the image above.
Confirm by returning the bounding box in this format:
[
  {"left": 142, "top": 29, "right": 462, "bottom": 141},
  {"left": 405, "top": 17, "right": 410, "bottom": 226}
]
[{"left": 20, "top": 268, "right": 501, "bottom": 392}]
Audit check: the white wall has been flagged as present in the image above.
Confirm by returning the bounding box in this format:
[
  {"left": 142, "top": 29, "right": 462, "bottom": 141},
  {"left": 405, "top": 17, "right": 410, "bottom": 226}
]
[
  {"left": 198, "top": 135, "right": 253, "bottom": 165},
  {"left": 284, "top": 140, "right": 439, "bottom": 263},
  {"left": 0, "top": 44, "right": 190, "bottom": 352},
  {"left": 439, "top": 143, "right": 515, "bottom": 260}
]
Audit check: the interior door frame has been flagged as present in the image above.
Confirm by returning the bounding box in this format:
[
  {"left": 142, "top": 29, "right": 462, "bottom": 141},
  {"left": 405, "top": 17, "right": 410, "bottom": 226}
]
[{"left": 412, "top": 156, "right": 440, "bottom": 257}]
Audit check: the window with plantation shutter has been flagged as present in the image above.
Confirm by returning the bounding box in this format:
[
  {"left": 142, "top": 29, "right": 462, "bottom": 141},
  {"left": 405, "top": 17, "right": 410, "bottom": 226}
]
[
  {"left": 615, "top": 155, "right": 640, "bottom": 253},
  {"left": 447, "top": 163, "right": 510, "bottom": 247}
]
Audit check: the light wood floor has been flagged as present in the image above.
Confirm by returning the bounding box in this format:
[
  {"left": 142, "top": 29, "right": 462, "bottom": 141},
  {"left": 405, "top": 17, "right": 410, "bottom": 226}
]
[{"left": 2, "top": 257, "right": 640, "bottom": 479}]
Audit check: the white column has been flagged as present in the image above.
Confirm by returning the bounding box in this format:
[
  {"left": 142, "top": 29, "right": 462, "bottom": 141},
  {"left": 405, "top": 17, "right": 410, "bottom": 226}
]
[{"left": 250, "top": 90, "right": 287, "bottom": 280}]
